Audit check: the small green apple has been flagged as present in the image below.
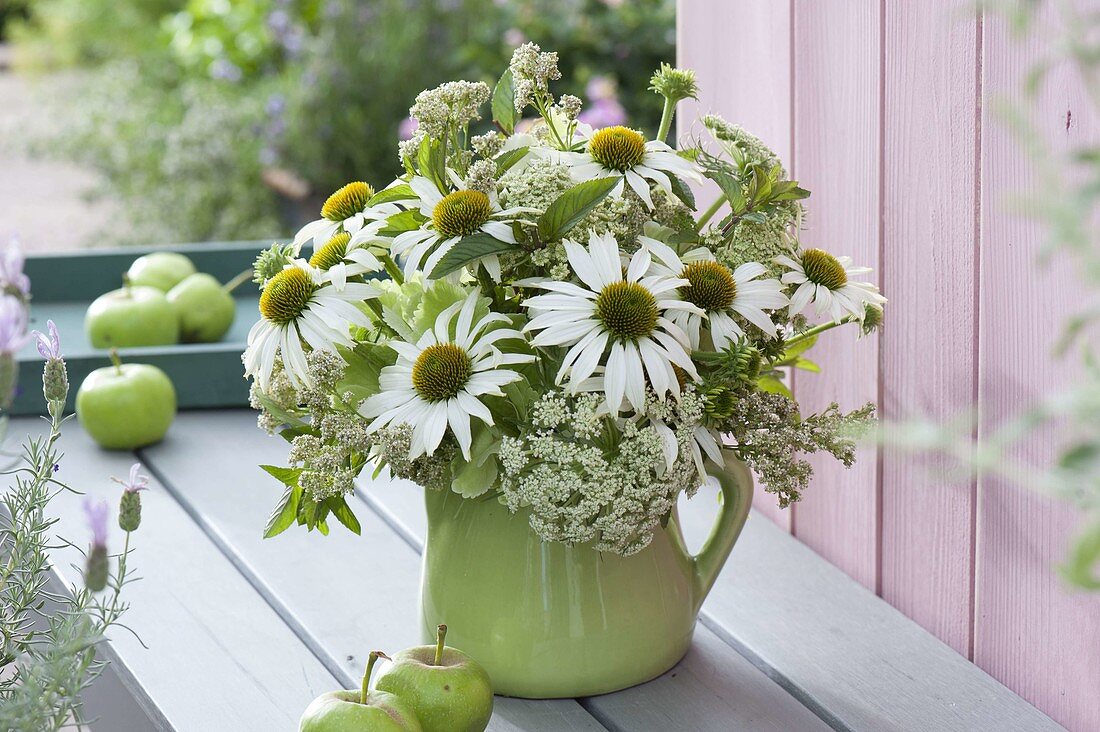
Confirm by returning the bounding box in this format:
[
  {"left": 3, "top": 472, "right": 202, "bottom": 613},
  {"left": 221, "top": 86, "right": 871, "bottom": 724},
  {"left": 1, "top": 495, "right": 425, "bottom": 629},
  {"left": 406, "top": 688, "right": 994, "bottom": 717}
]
[
  {"left": 126, "top": 252, "right": 197, "bottom": 292},
  {"left": 374, "top": 625, "right": 493, "bottom": 732},
  {"left": 300, "top": 651, "right": 422, "bottom": 732},
  {"left": 77, "top": 352, "right": 176, "bottom": 450},
  {"left": 167, "top": 273, "right": 236, "bottom": 343},
  {"left": 86, "top": 284, "right": 179, "bottom": 348}
]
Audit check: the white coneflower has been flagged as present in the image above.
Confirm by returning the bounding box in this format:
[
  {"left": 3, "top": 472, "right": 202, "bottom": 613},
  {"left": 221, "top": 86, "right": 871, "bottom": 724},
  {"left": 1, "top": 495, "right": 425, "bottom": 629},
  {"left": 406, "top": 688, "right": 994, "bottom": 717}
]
[
  {"left": 521, "top": 231, "right": 701, "bottom": 414},
  {"left": 291, "top": 181, "right": 401, "bottom": 252},
  {"left": 557, "top": 125, "right": 701, "bottom": 208},
  {"left": 360, "top": 293, "right": 533, "bottom": 460},
  {"left": 775, "top": 248, "right": 886, "bottom": 323},
  {"left": 244, "top": 260, "right": 378, "bottom": 390},
  {"left": 390, "top": 176, "right": 534, "bottom": 280},
  {"left": 306, "top": 232, "right": 384, "bottom": 289},
  {"left": 642, "top": 237, "right": 788, "bottom": 349}
]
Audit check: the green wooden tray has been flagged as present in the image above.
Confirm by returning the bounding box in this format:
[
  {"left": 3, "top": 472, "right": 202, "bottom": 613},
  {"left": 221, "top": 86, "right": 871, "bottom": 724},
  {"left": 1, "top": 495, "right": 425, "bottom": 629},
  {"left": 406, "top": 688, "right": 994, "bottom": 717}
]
[{"left": 14, "top": 241, "right": 269, "bottom": 416}]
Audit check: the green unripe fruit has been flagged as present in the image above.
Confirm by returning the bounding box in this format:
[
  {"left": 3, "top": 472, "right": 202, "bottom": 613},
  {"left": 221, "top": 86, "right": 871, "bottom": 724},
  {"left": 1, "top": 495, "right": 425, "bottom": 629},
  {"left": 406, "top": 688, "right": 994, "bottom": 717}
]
[{"left": 126, "top": 252, "right": 197, "bottom": 292}]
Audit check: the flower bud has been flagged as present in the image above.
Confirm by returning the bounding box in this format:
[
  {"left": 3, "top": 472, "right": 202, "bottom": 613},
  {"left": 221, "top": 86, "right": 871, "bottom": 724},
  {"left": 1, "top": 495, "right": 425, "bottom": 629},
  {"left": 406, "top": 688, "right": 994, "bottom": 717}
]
[
  {"left": 119, "top": 489, "right": 142, "bottom": 532},
  {"left": 43, "top": 357, "right": 69, "bottom": 403},
  {"left": 649, "top": 63, "right": 699, "bottom": 104},
  {"left": 85, "top": 545, "right": 108, "bottom": 592}
]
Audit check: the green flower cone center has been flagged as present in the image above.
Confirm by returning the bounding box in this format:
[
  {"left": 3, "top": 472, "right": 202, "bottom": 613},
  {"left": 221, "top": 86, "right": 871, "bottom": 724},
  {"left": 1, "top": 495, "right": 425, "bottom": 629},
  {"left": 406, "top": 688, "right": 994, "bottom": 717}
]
[
  {"left": 680, "top": 260, "right": 737, "bottom": 312},
  {"left": 259, "top": 267, "right": 315, "bottom": 324},
  {"left": 588, "top": 126, "right": 647, "bottom": 171},
  {"left": 800, "top": 248, "right": 847, "bottom": 290},
  {"left": 432, "top": 190, "right": 493, "bottom": 238},
  {"left": 321, "top": 181, "right": 375, "bottom": 221},
  {"left": 310, "top": 232, "right": 351, "bottom": 270},
  {"left": 596, "top": 281, "right": 658, "bottom": 340},
  {"left": 412, "top": 343, "right": 473, "bottom": 402}
]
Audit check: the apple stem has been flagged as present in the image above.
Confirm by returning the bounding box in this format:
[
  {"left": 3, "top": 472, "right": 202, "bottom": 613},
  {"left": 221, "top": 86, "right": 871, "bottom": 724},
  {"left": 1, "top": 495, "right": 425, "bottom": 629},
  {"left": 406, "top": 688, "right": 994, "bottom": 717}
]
[
  {"left": 121, "top": 273, "right": 131, "bottom": 293},
  {"left": 222, "top": 268, "right": 254, "bottom": 294},
  {"left": 109, "top": 348, "right": 123, "bottom": 376},
  {"left": 360, "top": 651, "right": 390, "bottom": 705},
  {"left": 434, "top": 624, "right": 447, "bottom": 666}
]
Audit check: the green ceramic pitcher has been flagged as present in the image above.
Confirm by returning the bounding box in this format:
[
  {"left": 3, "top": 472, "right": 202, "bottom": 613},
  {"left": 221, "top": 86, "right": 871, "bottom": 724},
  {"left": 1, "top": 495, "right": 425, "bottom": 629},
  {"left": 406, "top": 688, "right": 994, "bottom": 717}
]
[{"left": 418, "top": 460, "right": 754, "bottom": 698}]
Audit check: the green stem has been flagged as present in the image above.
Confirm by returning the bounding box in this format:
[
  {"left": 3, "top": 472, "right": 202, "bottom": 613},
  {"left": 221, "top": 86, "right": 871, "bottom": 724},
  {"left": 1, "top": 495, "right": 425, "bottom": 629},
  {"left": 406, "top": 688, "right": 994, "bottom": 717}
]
[
  {"left": 783, "top": 316, "right": 856, "bottom": 350},
  {"left": 381, "top": 255, "right": 404, "bottom": 285},
  {"left": 360, "top": 651, "right": 386, "bottom": 705},
  {"left": 656, "top": 96, "right": 677, "bottom": 143},
  {"left": 109, "top": 349, "right": 123, "bottom": 376},
  {"left": 434, "top": 624, "right": 447, "bottom": 666},
  {"left": 696, "top": 196, "right": 726, "bottom": 231},
  {"left": 222, "top": 268, "right": 254, "bottom": 294}
]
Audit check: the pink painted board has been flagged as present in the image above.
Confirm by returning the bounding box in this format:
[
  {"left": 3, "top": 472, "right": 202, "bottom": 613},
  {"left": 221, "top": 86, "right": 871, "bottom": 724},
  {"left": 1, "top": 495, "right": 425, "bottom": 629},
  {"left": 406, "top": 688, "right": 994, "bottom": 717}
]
[
  {"left": 878, "top": 1, "right": 980, "bottom": 656},
  {"left": 974, "top": 9, "right": 1100, "bottom": 730},
  {"left": 787, "top": 0, "right": 882, "bottom": 591}
]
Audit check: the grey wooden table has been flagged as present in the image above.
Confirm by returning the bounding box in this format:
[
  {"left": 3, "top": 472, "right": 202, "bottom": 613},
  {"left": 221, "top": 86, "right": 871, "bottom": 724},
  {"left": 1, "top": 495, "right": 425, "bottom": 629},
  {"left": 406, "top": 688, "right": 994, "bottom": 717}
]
[{"left": 24, "top": 410, "right": 1066, "bottom": 732}]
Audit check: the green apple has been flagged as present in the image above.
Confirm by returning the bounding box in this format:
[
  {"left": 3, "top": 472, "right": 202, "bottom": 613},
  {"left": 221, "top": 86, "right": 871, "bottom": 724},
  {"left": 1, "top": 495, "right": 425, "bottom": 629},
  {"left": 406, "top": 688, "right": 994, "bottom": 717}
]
[
  {"left": 77, "top": 353, "right": 176, "bottom": 449},
  {"left": 301, "top": 651, "right": 422, "bottom": 732},
  {"left": 126, "top": 252, "right": 197, "bottom": 292},
  {"left": 86, "top": 285, "right": 179, "bottom": 348},
  {"left": 167, "top": 273, "right": 236, "bottom": 343},
  {"left": 374, "top": 625, "right": 493, "bottom": 732}
]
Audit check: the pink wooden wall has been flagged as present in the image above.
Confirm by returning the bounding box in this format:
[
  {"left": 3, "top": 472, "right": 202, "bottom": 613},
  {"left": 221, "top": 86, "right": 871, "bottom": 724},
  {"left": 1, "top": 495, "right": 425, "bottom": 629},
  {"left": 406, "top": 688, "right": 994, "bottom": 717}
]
[{"left": 679, "top": 2, "right": 1100, "bottom": 730}]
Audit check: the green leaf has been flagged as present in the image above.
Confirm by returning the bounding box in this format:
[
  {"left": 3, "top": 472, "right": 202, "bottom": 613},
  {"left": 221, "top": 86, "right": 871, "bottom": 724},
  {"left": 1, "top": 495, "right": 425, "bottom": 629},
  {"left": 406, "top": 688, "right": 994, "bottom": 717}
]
[
  {"left": 368, "top": 184, "right": 416, "bottom": 206},
  {"left": 668, "top": 174, "right": 697, "bottom": 210},
  {"left": 429, "top": 233, "right": 518, "bottom": 279},
  {"left": 537, "top": 177, "right": 620, "bottom": 241},
  {"left": 278, "top": 425, "right": 318, "bottom": 443},
  {"left": 451, "top": 423, "right": 499, "bottom": 498},
  {"left": 781, "top": 334, "right": 817, "bottom": 360},
  {"left": 495, "top": 146, "right": 529, "bottom": 176},
  {"left": 380, "top": 209, "right": 426, "bottom": 236},
  {"left": 263, "top": 484, "right": 301, "bottom": 539},
  {"left": 260, "top": 464, "right": 303, "bottom": 487},
  {"left": 757, "top": 375, "right": 792, "bottom": 399},
  {"left": 253, "top": 391, "right": 305, "bottom": 428},
  {"left": 704, "top": 168, "right": 747, "bottom": 215},
  {"left": 337, "top": 342, "right": 398, "bottom": 402},
  {"left": 791, "top": 357, "right": 821, "bottom": 373},
  {"left": 492, "top": 68, "right": 518, "bottom": 134},
  {"left": 1060, "top": 519, "right": 1100, "bottom": 590},
  {"left": 328, "top": 497, "right": 362, "bottom": 535},
  {"left": 417, "top": 136, "right": 447, "bottom": 193}
]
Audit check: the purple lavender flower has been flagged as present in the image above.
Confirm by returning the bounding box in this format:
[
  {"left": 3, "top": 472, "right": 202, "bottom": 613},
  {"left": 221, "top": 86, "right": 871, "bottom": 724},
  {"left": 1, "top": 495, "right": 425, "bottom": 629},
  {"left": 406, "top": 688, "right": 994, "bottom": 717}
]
[
  {"left": 115, "top": 463, "right": 149, "bottom": 532},
  {"left": 84, "top": 498, "right": 109, "bottom": 550},
  {"left": 112, "top": 463, "right": 150, "bottom": 494},
  {"left": 0, "top": 238, "right": 30, "bottom": 299},
  {"left": 398, "top": 116, "right": 419, "bottom": 141},
  {"left": 578, "top": 98, "right": 628, "bottom": 129},
  {"left": 0, "top": 296, "right": 28, "bottom": 356},
  {"left": 32, "top": 319, "right": 61, "bottom": 361}
]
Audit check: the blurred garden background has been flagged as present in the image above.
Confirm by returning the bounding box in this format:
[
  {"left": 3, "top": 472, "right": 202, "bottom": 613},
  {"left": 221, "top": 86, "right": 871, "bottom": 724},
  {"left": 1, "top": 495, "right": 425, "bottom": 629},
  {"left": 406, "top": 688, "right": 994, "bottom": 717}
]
[{"left": 0, "top": 0, "right": 675, "bottom": 253}]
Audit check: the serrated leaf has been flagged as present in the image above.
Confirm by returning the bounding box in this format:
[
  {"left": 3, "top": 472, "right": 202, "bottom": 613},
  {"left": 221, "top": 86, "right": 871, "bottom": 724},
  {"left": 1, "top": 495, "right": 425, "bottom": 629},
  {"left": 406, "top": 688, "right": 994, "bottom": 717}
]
[
  {"left": 368, "top": 184, "right": 416, "bottom": 205},
  {"left": 704, "top": 168, "right": 747, "bottom": 214},
  {"left": 495, "top": 146, "right": 529, "bottom": 175},
  {"left": 429, "top": 233, "right": 518, "bottom": 279},
  {"left": 263, "top": 484, "right": 301, "bottom": 539},
  {"left": 260, "top": 464, "right": 303, "bottom": 487},
  {"left": 537, "top": 177, "right": 620, "bottom": 241},
  {"left": 328, "top": 497, "right": 362, "bottom": 535},
  {"left": 668, "top": 174, "right": 696, "bottom": 210},
  {"left": 492, "top": 68, "right": 518, "bottom": 134}
]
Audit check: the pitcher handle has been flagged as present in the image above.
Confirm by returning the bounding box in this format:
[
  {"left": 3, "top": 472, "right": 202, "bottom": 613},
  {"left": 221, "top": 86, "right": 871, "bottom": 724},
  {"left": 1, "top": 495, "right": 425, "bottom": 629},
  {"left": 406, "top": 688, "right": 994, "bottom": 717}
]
[{"left": 688, "top": 460, "right": 754, "bottom": 614}]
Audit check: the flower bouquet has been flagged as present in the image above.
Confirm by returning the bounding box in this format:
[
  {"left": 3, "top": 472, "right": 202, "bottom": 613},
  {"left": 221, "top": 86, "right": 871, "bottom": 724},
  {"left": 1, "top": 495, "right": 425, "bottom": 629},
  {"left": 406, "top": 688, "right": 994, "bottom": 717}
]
[{"left": 244, "top": 44, "right": 884, "bottom": 697}]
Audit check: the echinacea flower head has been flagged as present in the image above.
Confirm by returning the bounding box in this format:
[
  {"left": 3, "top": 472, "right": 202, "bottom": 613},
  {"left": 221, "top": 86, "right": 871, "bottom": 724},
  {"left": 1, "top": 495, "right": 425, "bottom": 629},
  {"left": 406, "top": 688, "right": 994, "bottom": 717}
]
[
  {"left": 307, "top": 231, "right": 384, "bottom": 289},
  {"left": 521, "top": 231, "right": 701, "bottom": 414},
  {"left": 391, "top": 176, "right": 533, "bottom": 280},
  {"left": 559, "top": 126, "right": 701, "bottom": 209},
  {"left": 244, "top": 260, "right": 378, "bottom": 390},
  {"left": 642, "top": 237, "right": 788, "bottom": 348},
  {"left": 776, "top": 248, "right": 886, "bottom": 323},
  {"left": 360, "top": 293, "right": 533, "bottom": 460},
  {"left": 291, "top": 181, "right": 402, "bottom": 252},
  {"left": 32, "top": 319, "right": 62, "bottom": 361}
]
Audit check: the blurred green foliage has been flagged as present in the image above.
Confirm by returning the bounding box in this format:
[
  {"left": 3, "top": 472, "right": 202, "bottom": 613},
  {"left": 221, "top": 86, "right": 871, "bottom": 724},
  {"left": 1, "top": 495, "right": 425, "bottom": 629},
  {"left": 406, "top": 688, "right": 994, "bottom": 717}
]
[{"left": 12, "top": 0, "right": 675, "bottom": 245}]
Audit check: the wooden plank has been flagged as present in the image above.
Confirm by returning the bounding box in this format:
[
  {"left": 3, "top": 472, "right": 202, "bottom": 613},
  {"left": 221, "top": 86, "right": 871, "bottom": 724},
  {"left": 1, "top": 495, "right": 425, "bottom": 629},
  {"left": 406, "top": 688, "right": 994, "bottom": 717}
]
[
  {"left": 8, "top": 416, "right": 341, "bottom": 731},
  {"left": 677, "top": 0, "right": 795, "bottom": 532},
  {"left": 676, "top": 488, "right": 1065, "bottom": 732},
  {"left": 361, "top": 458, "right": 828, "bottom": 731},
  {"left": 879, "top": 0, "right": 981, "bottom": 655},
  {"left": 975, "top": 9, "right": 1100, "bottom": 730},
  {"left": 140, "top": 411, "right": 605, "bottom": 732},
  {"left": 786, "top": 0, "right": 882, "bottom": 591}
]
